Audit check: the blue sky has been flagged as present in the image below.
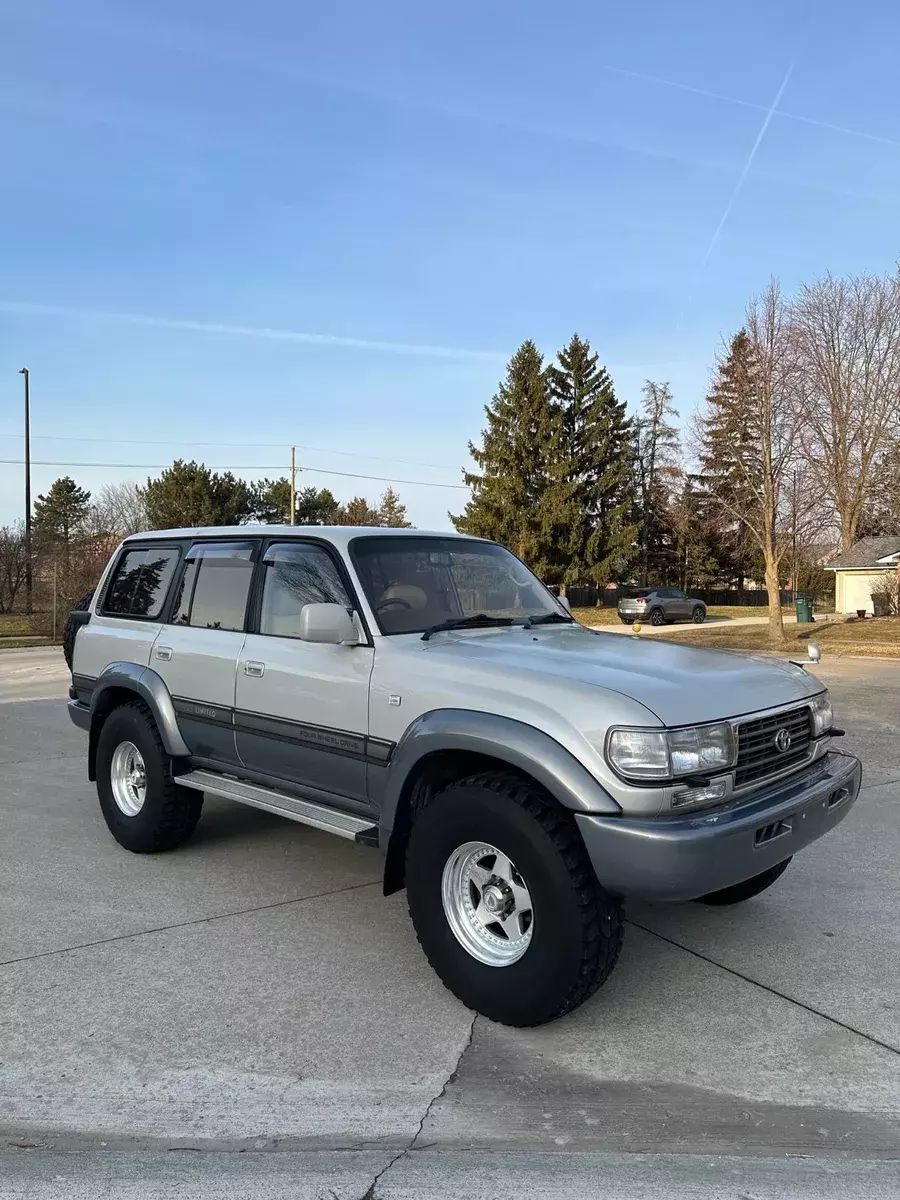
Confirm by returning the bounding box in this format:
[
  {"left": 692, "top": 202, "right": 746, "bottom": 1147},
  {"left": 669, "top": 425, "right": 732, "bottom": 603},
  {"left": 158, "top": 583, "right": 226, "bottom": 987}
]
[{"left": 2, "top": 0, "right": 899, "bottom": 529}]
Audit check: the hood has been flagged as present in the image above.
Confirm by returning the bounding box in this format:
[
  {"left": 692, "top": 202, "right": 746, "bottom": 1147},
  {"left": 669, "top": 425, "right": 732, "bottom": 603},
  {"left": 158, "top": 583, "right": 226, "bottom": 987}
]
[{"left": 421, "top": 623, "right": 822, "bottom": 726}]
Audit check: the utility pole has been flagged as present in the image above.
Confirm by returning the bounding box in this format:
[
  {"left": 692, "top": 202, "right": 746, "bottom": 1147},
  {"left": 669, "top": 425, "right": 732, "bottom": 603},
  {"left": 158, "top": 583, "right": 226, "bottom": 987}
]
[
  {"left": 19, "top": 368, "right": 32, "bottom": 614},
  {"left": 289, "top": 446, "right": 296, "bottom": 525}
]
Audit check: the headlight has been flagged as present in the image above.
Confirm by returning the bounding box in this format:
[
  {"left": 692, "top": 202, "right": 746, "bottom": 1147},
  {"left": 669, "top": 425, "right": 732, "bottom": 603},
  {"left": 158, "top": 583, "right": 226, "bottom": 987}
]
[
  {"left": 810, "top": 691, "right": 833, "bottom": 736},
  {"left": 605, "top": 729, "right": 669, "bottom": 779},
  {"left": 606, "top": 722, "right": 735, "bottom": 781}
]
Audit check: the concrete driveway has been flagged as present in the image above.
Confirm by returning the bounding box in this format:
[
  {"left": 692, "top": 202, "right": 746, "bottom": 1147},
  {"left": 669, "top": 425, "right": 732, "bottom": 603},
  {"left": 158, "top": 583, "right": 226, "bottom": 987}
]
[{"left": 1, "top": 648, "right": 899, "bottom": 1197}]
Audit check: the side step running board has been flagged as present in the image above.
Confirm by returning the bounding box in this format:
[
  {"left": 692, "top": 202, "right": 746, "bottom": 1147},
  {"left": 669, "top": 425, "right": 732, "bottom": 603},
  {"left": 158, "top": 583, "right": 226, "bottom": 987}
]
[{"left": 178, "top": 769, "right": 375, "bottom": 842}]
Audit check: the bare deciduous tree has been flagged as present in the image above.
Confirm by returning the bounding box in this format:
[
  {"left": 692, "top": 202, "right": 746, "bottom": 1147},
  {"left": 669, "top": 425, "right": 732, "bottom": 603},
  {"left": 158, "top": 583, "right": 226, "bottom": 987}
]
[
  {"left": 0, "top": 523, "right": 28, "bottom": 614},
  {"left": 89, "top": 480, "right": 149, "bottom": 538},
  {"left": 791, "top": 270, "right": 900, "bottom": 551},
  {"left": 699, "top": 282, "right": 817, "bottom": 643}
]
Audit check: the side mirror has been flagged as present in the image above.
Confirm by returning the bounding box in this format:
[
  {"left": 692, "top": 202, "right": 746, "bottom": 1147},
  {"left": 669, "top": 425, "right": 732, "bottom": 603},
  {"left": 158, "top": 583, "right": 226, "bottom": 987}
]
[
  {"left": 297, "top": 603, "right": 359, "bottom": 645},
  {"left": 558, "top": 595, "right": 571, "bottom": 613}
]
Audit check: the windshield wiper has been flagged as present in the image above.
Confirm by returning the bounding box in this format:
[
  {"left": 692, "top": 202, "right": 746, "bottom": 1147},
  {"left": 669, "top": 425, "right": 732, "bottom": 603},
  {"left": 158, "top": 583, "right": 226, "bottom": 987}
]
[
  {"left": 421, "top": 614, "right": 514, "bottom": 641},
  {"left": 523, "top": 612, "right": 575, "bottom": 629}
]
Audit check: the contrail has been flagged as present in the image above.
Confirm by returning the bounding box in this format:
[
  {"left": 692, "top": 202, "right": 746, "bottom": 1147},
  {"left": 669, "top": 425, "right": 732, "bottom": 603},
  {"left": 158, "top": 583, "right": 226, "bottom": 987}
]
[
  {"left": 0, "top": 300, "right": 504, "bottom": 362},
  {"left": 701, "top": 62, "right": 795, "bottom": 267}
]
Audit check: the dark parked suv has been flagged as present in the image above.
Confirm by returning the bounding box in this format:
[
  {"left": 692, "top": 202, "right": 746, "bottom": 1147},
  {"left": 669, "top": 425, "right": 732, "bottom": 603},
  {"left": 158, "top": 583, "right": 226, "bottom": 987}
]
[{"left": 617, "top": 588, "right": 707, "bottom": 626}]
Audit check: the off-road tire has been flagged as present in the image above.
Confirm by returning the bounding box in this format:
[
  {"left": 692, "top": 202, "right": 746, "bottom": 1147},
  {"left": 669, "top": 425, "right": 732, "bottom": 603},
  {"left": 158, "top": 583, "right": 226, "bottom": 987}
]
[
  {"left": 63, "top": 589, "right": 95, "bottom": 671},
  {"left": 695, "top": 858, "right": 792, "bottom": 906},
  {"left": 692, "top": 606, "right": 706, "bottom": 624},
  {"left": 649, "top": 607, "right": 665, "bottom": 626},
  {"left": 405, "top": 772, "right": 624, "bottom": 1026},
  {"left": 96, "top": 701, "right": 202, "bottom": 853}
]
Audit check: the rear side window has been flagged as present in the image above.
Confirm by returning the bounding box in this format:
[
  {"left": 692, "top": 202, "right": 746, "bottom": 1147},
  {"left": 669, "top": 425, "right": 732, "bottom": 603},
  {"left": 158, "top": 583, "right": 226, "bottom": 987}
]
[
  {"left": 171, "top": 541, "right": 256, "bottom": 631},
  {"left": 103, "top": 547, "right": 180, "bottom": 619}
]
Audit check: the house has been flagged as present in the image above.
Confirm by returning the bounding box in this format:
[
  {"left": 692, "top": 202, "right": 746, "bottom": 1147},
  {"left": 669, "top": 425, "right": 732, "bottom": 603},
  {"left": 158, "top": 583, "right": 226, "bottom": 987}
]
[{"left": 824, "top": 537, "right": 900, "bottom": 615}]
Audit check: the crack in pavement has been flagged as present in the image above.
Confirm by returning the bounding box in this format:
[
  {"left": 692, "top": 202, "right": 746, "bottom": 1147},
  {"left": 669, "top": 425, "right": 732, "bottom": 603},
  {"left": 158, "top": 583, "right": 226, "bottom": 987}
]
[
  {"left": 0, "top": 753, "right": 82, "bottom": 765},
  {"left": 0, "top": 879, "right": 382, "bottom": 970},
  {"left": 356, "top": 1012, "right": 478, "bottom": 1199},
  {"left": 628, "top": 919, "right": 900, "bottom": 1058}
]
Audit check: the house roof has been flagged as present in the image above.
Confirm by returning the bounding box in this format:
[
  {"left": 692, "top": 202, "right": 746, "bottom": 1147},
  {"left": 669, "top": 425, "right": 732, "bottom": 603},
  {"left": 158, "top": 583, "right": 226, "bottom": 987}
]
[{"left": 824, "top": 536, "right": 900, "bottom": 570}]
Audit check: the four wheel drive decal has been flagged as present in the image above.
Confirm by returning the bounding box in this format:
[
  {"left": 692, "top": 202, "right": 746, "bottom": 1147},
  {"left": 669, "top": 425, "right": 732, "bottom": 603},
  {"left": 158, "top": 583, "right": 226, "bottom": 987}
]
[{"left": 170, "top": 697, "right": 396, "bottom": 764}]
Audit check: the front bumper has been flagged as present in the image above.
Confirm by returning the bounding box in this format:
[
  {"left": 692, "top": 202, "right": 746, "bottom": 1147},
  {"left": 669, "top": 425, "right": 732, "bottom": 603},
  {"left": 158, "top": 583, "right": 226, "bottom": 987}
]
[
  {"left": 576, "top": 750, "right": 861, "bottom": 901},
  {"left": 67, "top": 699, "right": 91, "bottom": 732}
]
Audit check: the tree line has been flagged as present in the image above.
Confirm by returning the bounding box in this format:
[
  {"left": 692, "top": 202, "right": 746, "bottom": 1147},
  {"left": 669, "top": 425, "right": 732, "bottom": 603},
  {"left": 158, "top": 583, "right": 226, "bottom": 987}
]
[
  {"left": 0, "top": 463, "right": 410, "bottom": 618},
  {"left": 454, "top": 266, "right": 900, "bottom": 642}
]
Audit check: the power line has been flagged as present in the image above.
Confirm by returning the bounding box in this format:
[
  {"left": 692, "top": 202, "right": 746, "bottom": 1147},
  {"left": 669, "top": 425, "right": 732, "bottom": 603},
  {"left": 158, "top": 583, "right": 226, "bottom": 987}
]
[
  {"left": 0, "top": 430, "right": 459, "bottom": 472},
  {"left": 0, "top": 458, "right": 469, "bottom": 491}
]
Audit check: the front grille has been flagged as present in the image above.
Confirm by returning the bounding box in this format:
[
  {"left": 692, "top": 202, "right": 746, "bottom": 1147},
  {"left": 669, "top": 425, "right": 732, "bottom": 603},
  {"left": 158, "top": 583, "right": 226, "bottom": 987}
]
[{"left": 735, "top": 705, "right": 813, "bottom": 789}]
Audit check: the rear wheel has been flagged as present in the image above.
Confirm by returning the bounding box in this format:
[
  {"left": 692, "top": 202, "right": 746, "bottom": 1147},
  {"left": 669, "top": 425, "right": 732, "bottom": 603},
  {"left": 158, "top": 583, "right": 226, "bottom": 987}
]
[
  {"left": 692, "top": 606, "right": 706, "bottom": 624},
  {"left": 96, "top": 701, "right": 203, "bottom": 853},
  {"left": 405, "top": 773, "right": 624, "bottom": 1026},
  {"left": 649, "top": 608, "right": 665, "bottom": 626},
  {"left": 695, "top": 858, "right": 791, "bottom": 906},
  {"left": 619, "top": 617, "right": 633, "bottom": 625}
]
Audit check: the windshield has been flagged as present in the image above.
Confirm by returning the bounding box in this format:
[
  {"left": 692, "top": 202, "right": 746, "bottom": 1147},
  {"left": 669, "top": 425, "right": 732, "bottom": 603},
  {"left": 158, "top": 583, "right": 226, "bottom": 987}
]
[{"left": 350, "top": 536, "right": 567, "bottom": 636}]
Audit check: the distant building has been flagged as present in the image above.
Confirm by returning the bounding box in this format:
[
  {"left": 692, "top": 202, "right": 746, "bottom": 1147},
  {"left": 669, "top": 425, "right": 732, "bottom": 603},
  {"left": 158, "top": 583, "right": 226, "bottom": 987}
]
[{"left": 824, "top": 537, "right": 900, "bottom": 615}]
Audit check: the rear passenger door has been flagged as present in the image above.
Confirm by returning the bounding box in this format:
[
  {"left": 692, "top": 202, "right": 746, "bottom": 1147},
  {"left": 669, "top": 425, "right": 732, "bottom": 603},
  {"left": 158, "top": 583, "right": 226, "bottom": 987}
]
[
  {"left": 234, "top": 540, "right": 375, "bottom": 809},
  {"left": 150, "top": 540, "right": 258, "bottom": 766}
]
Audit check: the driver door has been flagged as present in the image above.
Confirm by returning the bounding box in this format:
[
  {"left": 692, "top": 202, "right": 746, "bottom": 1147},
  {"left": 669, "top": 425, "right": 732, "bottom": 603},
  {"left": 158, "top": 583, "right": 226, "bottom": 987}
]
[{"left": 234, "top": 540, "right": 375, "bottom": 809}]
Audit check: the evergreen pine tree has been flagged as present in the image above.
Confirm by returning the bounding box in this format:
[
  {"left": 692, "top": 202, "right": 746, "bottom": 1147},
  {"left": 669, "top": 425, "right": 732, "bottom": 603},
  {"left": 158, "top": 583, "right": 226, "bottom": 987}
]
[
  {"left": 34, "top": 476, "right": 92, "bottom": 552},
  {"left": 545, "top": 334, "right": 635, "bottom": 588},
  {"left": 452, "top": 340, "right": 555, "bottom": 570},
  {"left": 695, "top": 330, "right": 762, "bottom": 588}
]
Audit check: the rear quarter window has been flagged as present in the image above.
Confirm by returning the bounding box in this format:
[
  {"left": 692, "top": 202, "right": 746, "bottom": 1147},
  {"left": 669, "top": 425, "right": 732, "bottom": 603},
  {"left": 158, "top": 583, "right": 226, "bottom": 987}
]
[{"left": 102, "top": 546, "right": 180, "bottom": 619}]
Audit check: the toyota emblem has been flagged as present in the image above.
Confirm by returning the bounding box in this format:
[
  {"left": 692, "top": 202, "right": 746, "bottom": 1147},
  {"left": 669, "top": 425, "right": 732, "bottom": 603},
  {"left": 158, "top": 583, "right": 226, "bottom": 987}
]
[{"left": 774, "top": 728, "right": 792, "bottom": 753}]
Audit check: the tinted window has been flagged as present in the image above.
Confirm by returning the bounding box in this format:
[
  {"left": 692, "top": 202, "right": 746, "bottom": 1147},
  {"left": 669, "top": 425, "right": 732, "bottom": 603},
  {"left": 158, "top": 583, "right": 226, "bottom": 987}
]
[
  {"left": 351, "top": 536, "right": 564, "bottom": 635},
  {"left": 260, "top": 543, "right": 351, "bottom": 638},
  {"left": 104, "top": 547, "right": 179, "bottom": 618},
  {"left": 172, "top": 542, "right": 255, "bottom": 631}
]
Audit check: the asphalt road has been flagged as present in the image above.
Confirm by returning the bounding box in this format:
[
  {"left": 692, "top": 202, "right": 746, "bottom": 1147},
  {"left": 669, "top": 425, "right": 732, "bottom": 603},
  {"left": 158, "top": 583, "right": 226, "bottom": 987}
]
[{"left": 1, "top": 648, "right": 899, "bottom": 1197}]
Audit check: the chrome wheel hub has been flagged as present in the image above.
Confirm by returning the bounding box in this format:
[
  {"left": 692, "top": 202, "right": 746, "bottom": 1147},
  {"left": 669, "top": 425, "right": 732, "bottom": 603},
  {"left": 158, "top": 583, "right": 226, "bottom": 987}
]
[
  {"left": 441, "top": 842, "right": 534, "bottom": 967},
  {"left": 110, "top": 741, "right": 147, "bottom": 817}
]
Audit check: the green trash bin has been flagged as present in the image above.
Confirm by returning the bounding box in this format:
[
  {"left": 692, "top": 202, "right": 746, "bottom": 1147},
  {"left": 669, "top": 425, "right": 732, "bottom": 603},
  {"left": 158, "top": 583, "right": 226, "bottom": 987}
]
[{"left": 795, "top": 598, "right": 813, "bottom": 624}]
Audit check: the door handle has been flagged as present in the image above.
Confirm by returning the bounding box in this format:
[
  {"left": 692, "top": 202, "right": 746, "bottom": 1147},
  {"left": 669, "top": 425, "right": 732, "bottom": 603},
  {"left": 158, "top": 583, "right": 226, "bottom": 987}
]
[
  {"left": 243, "top": 661, "right": 265, "bottom": 677},
  {"left": 155, "top": 646, "right": 173, "bottom": 662}
]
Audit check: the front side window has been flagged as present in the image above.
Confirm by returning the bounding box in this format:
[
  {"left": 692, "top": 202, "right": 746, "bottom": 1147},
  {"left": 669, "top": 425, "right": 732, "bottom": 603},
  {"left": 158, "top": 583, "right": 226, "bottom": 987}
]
[
  {"left": 172, "top": 542, "right": 255, "bottom": 631},
  {"left": 350, "top": 536, "right": 566, "bottom": 635},
  {"left": 104, "top": 546, "right": 179, "bottom": 619},
  {"left": 260, "top": 542, "right": 351, "bottom": 638}
]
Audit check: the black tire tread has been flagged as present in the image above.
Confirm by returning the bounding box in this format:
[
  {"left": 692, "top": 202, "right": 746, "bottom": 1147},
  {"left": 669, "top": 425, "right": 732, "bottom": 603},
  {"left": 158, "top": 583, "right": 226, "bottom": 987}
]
[
  {"left": 99, "top": 699, "right": 202, "bottom": 852},
  {"left": 408, "top": 770, "right": 624, "bottom": 1025}
]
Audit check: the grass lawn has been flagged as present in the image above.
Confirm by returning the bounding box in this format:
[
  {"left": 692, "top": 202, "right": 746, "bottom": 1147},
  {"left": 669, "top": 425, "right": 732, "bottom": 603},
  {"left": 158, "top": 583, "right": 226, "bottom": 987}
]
[
  {"left": 0, "top": 638, "right": 57, "bottom": 650},
  {"left": 654, "top": 617, "right": 900, "bottom": 658},
  {"left": 0, "top": 614, "right": 34, "bottom": 636}
]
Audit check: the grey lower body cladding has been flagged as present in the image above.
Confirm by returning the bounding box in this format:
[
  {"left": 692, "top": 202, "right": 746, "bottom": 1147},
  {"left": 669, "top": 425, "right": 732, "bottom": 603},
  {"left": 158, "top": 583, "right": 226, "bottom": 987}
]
[
  {"left": 576, "top": 751, "right": 861, "bottom": 902},
  {"left": 170, "top": 698, "right": 395, "bottom": 765}
]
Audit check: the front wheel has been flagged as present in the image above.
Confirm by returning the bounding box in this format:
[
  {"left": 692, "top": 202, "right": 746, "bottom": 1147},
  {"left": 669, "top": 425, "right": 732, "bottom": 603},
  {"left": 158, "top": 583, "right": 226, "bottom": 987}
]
[
  {"left": 695, "top": 858, "right": 792, "bottom": 906},
  {"left": 405, "top": 773, "right": 624, "bottom": 1026},
  {"left": 692, "top": 606, "right": 706, "bottom": 624},
  {"left": 96, "top": 701, "right": 203, "bottom": 853}
]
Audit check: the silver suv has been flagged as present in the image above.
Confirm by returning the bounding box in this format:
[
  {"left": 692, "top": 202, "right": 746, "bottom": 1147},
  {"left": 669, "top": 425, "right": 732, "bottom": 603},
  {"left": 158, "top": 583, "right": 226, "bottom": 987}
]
[
  {"left": 618, "top": 588, "right": 707, "bottom": 626},
  {"left": 67, "top": 527, "right": 860, "bottom": 1026}
]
